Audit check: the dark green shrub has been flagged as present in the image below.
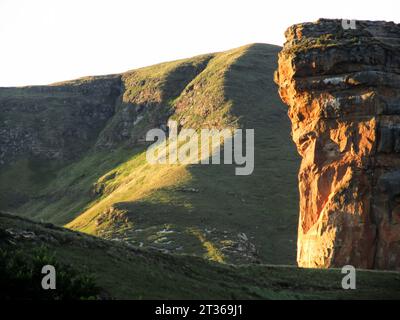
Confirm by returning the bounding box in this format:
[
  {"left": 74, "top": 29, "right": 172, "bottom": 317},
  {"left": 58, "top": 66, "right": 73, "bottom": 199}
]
[{"left": 0, "top": 247, "right": 100, "bottom": 300}]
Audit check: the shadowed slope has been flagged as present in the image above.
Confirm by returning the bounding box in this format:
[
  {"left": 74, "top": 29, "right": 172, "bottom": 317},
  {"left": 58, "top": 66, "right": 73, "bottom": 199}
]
[
  {"left": 2, "top": 212, "right": 400, "bottom": 300},
  {"left": 66, "top": 44, "right": 300, "bottom": 264},
  {"left": 0, "top": 44, "right": 300, "bottom": 265}
]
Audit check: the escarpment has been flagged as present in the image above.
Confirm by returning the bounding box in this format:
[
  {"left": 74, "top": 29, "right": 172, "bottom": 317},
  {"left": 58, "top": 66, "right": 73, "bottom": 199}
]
[
  {"left": 0, "top": 56, "right": 213, "bottom": 166},
  {"left": 0, "top": 76, "right": 122, "bottom": 165},
  {"left": 275, "top": 19, "right": 400, "bottom": 270}
]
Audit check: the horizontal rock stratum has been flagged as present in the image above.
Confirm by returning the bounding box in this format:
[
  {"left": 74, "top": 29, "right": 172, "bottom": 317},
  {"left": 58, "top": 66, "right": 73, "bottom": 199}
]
[{"left": 275, "top": 19, "right": 400, "bottom": 270}]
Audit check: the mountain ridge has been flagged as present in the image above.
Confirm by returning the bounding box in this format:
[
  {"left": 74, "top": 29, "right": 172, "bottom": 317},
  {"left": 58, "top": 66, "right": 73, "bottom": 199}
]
[{"left": 0, "top": 43, "right": 300, "bottom": 265}]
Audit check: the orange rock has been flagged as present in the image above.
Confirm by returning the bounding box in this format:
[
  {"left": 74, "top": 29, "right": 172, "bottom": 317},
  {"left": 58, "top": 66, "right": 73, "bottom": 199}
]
[{"left": 275, "top": 19, "right": 400, "bottom": 270}]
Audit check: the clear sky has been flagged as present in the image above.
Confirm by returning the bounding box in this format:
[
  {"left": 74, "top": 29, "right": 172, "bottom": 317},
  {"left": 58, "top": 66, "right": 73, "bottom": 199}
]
[{"left": 1, "top": 0, "right": 399, "bottom": 87}]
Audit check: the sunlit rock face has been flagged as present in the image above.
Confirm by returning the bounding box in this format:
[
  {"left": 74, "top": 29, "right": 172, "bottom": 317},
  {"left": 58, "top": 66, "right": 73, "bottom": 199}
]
[{"left": 275, "top": 19, "right": 400, "bottom": 270}]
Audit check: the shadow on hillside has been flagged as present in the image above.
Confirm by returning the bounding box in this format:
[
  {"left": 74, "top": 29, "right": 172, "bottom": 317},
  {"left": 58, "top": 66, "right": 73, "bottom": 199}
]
[{"left": 115, "top": 44, "right": 301, "bottom": 265}]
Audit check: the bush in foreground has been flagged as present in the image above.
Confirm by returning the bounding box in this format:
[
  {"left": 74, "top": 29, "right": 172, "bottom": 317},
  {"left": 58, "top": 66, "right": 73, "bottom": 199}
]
[{"left": 0, "top": 247, "right": 101, "bottom": 300}]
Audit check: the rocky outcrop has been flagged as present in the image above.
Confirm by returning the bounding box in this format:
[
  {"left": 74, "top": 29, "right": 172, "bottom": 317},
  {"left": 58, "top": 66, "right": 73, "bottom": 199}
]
[
  {"left": 275, "top": 19, "right": 400, "bottom": 270},
  {"left": 95, "top": 55, "right": 212, "bottom": 147},
  {"left": 0, "top": 76, "right": 121, "bottom": 165},
  {"left": 0, "top": 56, "right": 214, "bottom": 166}
]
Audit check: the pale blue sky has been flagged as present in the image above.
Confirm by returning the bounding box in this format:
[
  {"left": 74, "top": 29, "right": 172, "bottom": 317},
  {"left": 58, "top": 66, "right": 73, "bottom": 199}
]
[{"left": 0, "top": 0, "right": 399, "bottom": 86}]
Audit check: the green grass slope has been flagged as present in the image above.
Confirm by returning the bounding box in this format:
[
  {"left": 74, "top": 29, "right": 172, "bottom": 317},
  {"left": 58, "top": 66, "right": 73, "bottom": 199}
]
[
  {"left": 1, "top": 212, "right": 399, "bottom": 300},
  {"left": 0, "top": 44, "right": 300, "bottom": 265}
]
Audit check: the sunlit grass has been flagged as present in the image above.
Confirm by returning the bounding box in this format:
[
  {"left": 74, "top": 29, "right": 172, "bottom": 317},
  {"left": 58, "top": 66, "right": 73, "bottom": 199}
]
[{"left": 0, "top": 43, "right": 300, "bottom": 265}]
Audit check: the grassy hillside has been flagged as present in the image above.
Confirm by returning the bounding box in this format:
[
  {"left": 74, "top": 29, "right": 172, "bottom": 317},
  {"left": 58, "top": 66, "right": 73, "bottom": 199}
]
[
  {"left": 0, "top": 44, "right": 300, "bottom": 265},
  {"left": 1, "top": 212, "right": 399, "bottom": 300}
]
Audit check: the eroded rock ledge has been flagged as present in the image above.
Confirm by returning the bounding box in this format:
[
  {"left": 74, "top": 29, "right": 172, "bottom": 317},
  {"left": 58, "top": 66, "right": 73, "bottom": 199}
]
[{"left": 275, "top": 19, "right": 400, "bottom": 270}]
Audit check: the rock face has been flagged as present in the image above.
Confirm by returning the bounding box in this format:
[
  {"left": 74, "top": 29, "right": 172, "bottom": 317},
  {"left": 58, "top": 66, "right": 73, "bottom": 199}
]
[
  {"left": 0, "top": 76, "right": 121, "bottom": 165},
  {"left": 0, "top": 57, "right": 211, "bottom": 166},
  {"left": 275, "top": 19, "right": 400, "bottom": 270}
]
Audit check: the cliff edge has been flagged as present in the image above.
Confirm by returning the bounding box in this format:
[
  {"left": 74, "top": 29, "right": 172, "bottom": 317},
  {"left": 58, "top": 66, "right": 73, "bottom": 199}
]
[{"left": 275, "top": 19, "right": 400, "bottom": 270}]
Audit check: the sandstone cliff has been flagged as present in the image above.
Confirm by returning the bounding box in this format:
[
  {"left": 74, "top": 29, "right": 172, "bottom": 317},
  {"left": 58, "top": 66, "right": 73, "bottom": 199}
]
[{"left": 275, "top": 19, "right": 400, "bottom": 270}]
